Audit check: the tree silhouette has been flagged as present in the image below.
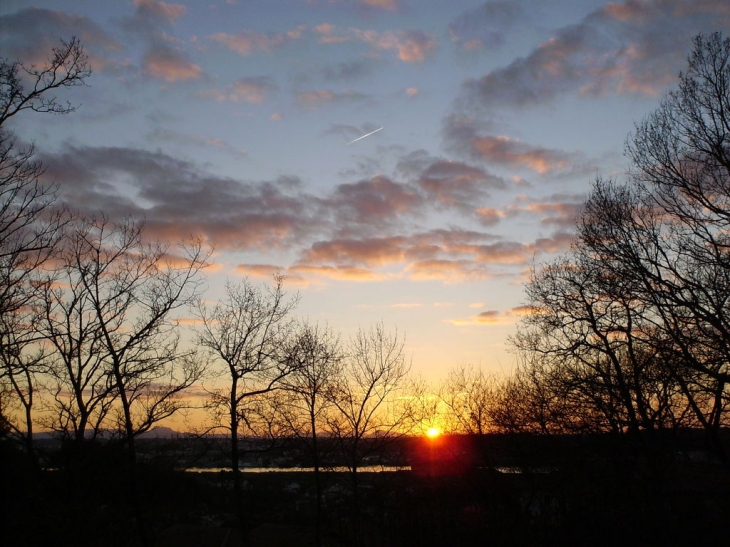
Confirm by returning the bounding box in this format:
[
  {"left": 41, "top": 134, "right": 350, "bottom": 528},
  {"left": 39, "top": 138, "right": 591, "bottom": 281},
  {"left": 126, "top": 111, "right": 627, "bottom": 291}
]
[{"left": 0, "top": 37, "right": 89, "bottom": 461}]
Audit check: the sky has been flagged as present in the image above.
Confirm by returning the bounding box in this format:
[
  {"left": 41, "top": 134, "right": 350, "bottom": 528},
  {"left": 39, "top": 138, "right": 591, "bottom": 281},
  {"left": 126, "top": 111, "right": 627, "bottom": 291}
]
[{"left": 1, "top": 0, "right": 728, "bottom": 383}]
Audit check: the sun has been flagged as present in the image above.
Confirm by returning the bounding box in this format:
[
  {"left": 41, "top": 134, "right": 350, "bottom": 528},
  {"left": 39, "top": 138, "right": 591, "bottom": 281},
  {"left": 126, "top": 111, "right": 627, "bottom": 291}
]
[{"left": 426, "top": 427, "right": 440, "bottom": 438}]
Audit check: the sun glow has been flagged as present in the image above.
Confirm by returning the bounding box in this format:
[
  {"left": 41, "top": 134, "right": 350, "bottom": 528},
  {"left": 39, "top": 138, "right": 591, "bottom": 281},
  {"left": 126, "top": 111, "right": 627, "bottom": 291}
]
[{"left": 426, "top": 427, "right": 440, "bottom": 438}]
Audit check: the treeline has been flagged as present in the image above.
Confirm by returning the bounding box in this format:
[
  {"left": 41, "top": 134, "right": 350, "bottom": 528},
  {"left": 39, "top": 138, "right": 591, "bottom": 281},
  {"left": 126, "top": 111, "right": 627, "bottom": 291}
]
[{"left": 502, "top": 33, "right": 730, "bottom": 458}]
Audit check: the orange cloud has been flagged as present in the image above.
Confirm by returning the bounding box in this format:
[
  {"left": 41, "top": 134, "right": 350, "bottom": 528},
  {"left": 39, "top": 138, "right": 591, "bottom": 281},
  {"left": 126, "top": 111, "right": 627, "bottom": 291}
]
[
  {"left": 405, "top": 260, "right": 490, "bottom": 282},
  {"left": 291, "top": 264, "right": 387, "bottom": 282},
  {"left": 234, "top": 264, "right": 283, "bottom": 279},
  {"left": 507, "top": 305, "right": 538, "bottom": 317},
  {"left": 447, "top": 309, "right": 513, "bottom": 326}
]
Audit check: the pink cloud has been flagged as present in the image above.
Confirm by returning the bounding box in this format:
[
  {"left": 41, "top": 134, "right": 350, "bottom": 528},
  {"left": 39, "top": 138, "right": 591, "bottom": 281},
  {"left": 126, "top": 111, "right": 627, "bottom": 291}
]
[
  {"left": 134, "top": 0, "right": 186, "bottom": 21},
  {"left": 417, "top": 160, "right": 506, "bottom": 211},
  {"left": 352, "top": 29, "right": 437, "bottom": 63},
  {"left": 471, "top": 136, "right": 572, "bottom": 174},
  {"left": 142, "top": 48, "right": 202, "bottom": 81},
  {"left": 328, "top": 176, "right": 423, "bottom": 228},
  {"left": 295, "top": 89, "right": 367, "bottom": 108},
  {"left": 521, "top": 201, "right": 583, "bottom": 227},
  {"left": 300, "top": 236, "right": 408, "bottom": 266},
  {"left": 475, "top": 207, "right": 504, "bottom": 226},
  {"left": 210, "top": 30, "right": 289, "bottom": 55},
  {"left": 461, "top": 0, "right": 730, "bottom": 109},
  {"left": 361, "top": 0, "right": 399, "bottom": 10},
  {"left": 314, "top": 22, "right": 350, "bottom": 44},
  {"left": 227, "top": 77, "right": 276, "bottom": 103},
  {"left": 473, "top": 241, "right": 532, "bottom": 265}
]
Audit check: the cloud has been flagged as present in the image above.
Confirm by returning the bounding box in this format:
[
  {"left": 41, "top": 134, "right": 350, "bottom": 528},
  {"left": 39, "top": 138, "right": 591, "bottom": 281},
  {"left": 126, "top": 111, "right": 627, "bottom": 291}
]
[
  {"left": 352, "top": 28, "right": 438, "bottom": 63},
  {"left": 461, "top": 0, "right": 730, "bottom": 110},
  {"left": 519, "top": 200, "right": 584, "bottom": 227},
  {"left": 360, "top": 0, "right": 400, "bottom": 11},
  {"left": 146, "top": 128, "right": 246, "bottom": 158},
  {"left": 321, "top": 59, "right": 375, "bottom": 81},
  {"left": 471, "top": 136, "right": 573, "bottom": 174},
  {"left": 473, "top": 241, "right": 532, "bottom": 265},
  {"left": 200, "top": 77, "right": 276, "bottom": 103},
  {"left": 294, "top": 89, "right": 368, "bottom": 108},
  {"left": 314, "top": 22, "right": 350, "bottom": 44},
  {"left": 406, "top": 260, "right": 491, "bottom": 282},
  {"left": 294, "top": 227, "right": 564, "bottom": 283},
  {"left": 0, "top": 8, "right": 121, "bottom": 72},
  {"left": 475, "top": 207, "right": 504, "bottom": 226},
  {"left": 449, "top": 0, "right": 527, "bottom": 52},
  {"left": 417, "top": 160, "right": 507, "bottom": 211},
  {"left": 447, "top": 309, "right": 512, "bottom": 326},
  {"left": 300, "top": 236, "right": 408, "bottom": 267},
  {"left": 290, "top": 265, "right": 388, "bottom": 282},
  {"left": 326, "top": 176, "right": 424, "bottom": 232},
  {"left": 234, "top": 264, "right": 284, "bottom": 279},
  {"left": 443, "top": 116, "right": 577, "bottom": 175},
  {"left": 134, "top": 0, "right": 186, "bottom": 22},
  {"left": 209, "top": 30, "right": 291, "bottom": 55},
  {"left": 41, "top": 145, "right": 325, "bottom": 251},
  {"left": 506, "top": 305, "right": 537, "bottom": 317},
  {"left": 304, "top": 23, "right": 437, "bottom": 64},
  {"left": 142, "top": 43, "right": 202, "bottom": 81}
]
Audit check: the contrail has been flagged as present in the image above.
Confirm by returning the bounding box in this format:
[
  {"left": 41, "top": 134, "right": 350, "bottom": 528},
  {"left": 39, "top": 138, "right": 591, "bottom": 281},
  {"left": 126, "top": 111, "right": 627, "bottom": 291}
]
[{"left": 347, "top": 126, "right": 383, "bottom": 145}]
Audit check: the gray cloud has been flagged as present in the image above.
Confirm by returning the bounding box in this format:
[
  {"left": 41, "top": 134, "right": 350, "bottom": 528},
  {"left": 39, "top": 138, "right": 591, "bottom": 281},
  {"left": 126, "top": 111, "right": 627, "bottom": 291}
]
[
  {"left": 41, "top": 145, "right": 324, "bottom": 250},
  {"left": 461, "top": 0, "right": 730, "bottom": 110},
  {"left": 0, "top": 8, "right": 120, "bottom": 71},
  {"left": 449, "top": 0, "right": 528, "bottom": 52}
]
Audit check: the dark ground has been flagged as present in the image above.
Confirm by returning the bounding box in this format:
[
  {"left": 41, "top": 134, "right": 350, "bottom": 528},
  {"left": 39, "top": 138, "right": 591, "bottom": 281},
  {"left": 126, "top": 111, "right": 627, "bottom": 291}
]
[{"left": 2, "top": 431, "right": 729, "bottom": 546}]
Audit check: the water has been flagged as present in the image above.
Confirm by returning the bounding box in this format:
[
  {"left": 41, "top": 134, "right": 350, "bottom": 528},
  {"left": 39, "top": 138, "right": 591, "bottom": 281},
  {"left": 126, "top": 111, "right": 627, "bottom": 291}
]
[{"left": 184, "top": 465, "right": 410, "bottom": 473}]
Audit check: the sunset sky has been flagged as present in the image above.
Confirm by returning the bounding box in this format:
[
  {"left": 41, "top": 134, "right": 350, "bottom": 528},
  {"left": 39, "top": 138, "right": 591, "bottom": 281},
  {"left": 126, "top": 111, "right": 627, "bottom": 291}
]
[{"left": 2, "top": 0, "right": 728, "bottom": 382}]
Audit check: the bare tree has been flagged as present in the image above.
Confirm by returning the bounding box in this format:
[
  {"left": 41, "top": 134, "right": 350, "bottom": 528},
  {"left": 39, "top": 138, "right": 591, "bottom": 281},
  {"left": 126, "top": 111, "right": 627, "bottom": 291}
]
[
  {"left": 41, "top": 215, "right": 208, "bottom": 544},
  {"left": 326, "top": 322, "right": 412, "bottom": 521},
  {"left": 0, "top": 37, "right": 89, "bottom": 458},
  {"left": 0, "top": 304, "right": 51, "bottom": 458},
  {"left": 280, "top": 321, "right": 342, "bottom": 547},
  {"left": 439, "top": 364, "right": 497, "bottom": 436},
  {"left": 509, "top": 34, "right": 730, "bottom": 457},
  {"left": 195, "top": 273, "right": 299, "bottom": 531}
]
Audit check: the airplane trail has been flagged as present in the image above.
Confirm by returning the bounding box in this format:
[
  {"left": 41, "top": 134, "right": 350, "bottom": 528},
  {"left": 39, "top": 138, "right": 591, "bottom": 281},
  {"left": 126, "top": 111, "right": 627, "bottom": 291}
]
[{"left": 347, "top": 126, "right": 383, "bottom": 145}]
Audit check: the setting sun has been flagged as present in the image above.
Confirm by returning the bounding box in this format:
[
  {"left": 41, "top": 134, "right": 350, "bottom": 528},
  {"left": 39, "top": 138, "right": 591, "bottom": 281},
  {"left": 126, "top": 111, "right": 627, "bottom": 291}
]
[{"left": 426, "top": 427, "right": 440, "bottom": 438}]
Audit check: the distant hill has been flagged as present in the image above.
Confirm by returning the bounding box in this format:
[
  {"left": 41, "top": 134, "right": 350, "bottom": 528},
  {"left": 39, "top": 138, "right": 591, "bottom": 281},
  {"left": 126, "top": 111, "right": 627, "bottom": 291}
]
[{"left": 138, "top": 426, "right": 179, "bottom": 439}]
